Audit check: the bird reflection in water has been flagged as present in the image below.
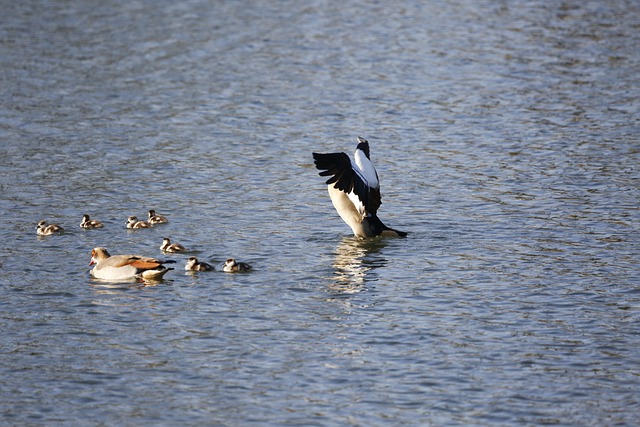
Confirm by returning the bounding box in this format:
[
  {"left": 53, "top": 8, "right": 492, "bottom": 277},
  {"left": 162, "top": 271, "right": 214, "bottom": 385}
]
[
  {"left": 328, "top": 237, "right": 388, "bottom": 294},
  {"left": 88, "top": 276, "right": 164, "bottom": 295}
]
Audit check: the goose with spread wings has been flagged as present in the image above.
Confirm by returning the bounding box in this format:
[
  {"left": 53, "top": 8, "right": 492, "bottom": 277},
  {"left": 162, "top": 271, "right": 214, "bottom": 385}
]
[{"left": 313, "top": 137, "right": 407, "bottom": 238}]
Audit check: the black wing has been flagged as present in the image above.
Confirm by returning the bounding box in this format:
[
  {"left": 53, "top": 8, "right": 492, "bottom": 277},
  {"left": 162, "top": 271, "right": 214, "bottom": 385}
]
[
  {"left": 312, "top": 152, "right": 381, "bottom": 215},
  {"left": 312, "top": 152, "right": 353, "bottom": 192}
]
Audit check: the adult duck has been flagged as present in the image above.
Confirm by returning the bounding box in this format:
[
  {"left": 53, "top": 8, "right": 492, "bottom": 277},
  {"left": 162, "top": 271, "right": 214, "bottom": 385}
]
[
  {"left": 89, "top": 247, "right": 174, "bottom": 281},
  {"left": 312, "top": 137, "right": 406, "bottom": 238}
]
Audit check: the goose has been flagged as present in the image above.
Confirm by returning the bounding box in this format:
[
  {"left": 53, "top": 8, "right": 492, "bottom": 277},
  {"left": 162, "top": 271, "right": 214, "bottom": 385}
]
[
  {"left": 36, "top": 220, "right": 64, "bottom": 236},
  {"left": 89, "top": 247, "right": 174, "bottom": 281},
  {"left": 80, "top": 214, "right": 104, "bottom": 229},
  {"left": 148, "top": 210, "right": 168, "bottom": 225},
  {"left": 185, "top": 257, "right": 214, "bottom": 272},
  {"left": 126, "top": 216, "right": 151, "bottom": 229},
  {"left": 312, "top": 137, "right": 407, "bottom": 238},
  {"left": 222, "top": 258, "right": 252, "bottom": 273},
  {"left": 160, "top": 237, "right": 187, "bottom": 253}
]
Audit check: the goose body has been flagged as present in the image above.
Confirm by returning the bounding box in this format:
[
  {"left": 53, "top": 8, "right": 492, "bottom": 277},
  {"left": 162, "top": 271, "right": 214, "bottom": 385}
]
[
  {"left": 89, "top": 247, "right": 174, "bottom": 281},
  {"left": 36, "top": 220, "right": 64, "bottom": 236},
  {"left": 312, "top": 137, "right": 406, "bottom": 238}
]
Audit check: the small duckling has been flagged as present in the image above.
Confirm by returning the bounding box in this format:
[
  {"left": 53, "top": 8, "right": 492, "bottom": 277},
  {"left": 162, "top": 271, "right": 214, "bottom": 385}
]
[
  {"left": 126, "top": 216, "right": 151, "bottom": 229},
  {"left": 160, "top": 237, "right": 187, "bottom": 253},
  {"left": 80, "top": 214, "right": 104, "bottom": 229},
  {"left": 36, "top": 220, "right": 64, "bottom": 236},
  {"left": 223, "top": 258, "right": 252, "bottom": 273},
  {"left": 148, "top": 209, "right": 168, "bottom": 225},
  {"left": 185, "top": 257, "right": 214, "bottom": 272}
]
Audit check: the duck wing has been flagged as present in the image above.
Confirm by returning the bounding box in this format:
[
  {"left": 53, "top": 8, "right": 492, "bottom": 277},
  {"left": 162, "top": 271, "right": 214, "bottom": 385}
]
[{"left": 313, "top": 152, "right": 381, "bottom": 216}]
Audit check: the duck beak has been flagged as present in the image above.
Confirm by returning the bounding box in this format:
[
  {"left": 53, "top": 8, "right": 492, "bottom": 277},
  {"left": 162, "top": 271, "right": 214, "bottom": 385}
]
[{"left": 89, "top": 259, "right": 95, "bottom": 266}]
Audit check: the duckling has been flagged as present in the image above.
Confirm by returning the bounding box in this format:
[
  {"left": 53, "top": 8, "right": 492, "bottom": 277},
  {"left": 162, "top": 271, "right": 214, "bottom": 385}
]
[
  {"left": 80, "top": 214, "right": 104, "bottom": 229},
  {"left": 185, "top": 257, "right": 214, "bottom": 272},
  {"left": 126, "top": 216, "right": 151, "bottom": 229},
  {"left": 160, "top": 237, "right": 187, "bottom": 253},
  {"left": 222, "top": 258, "right": 252, "bottom": 273},
  {"left": 148, "top": 209, "right": 168, "bottom": 225},
  {"left": 36, "top": 220, "right": 64, "bottom": 236}
]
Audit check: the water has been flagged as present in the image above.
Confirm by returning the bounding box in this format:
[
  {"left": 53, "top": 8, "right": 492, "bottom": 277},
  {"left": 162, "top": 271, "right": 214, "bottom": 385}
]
[{"left": 1, "top": 0, "right": 639, "bottom": 425}]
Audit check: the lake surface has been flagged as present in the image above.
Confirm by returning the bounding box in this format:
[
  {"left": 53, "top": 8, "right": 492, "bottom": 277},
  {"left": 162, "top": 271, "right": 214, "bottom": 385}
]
[{"left": 1, "top": 0, "right": 639, "bottom": 425}]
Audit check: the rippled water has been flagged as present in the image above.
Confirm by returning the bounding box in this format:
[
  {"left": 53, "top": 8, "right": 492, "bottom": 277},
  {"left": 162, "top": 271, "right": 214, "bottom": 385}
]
[{"left": 1, "top": 0, "right": 639, "bottom": 425}]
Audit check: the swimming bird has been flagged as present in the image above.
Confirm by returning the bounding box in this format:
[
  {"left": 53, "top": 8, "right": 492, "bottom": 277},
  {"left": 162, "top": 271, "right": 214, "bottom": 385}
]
[
  {"left": 185, "top": 257, "right": 214, "bottom": 272},
  {"left": 36, "top": 220, "right": 64, "bottom": 236},
  {"left": 160, "top": 237, "right": 187, "bottom": 253},
  {"left": 312, "top": 137, "right": 407, "bottom": 238},
  {"left": 126, "top": 216, "right": 151, "bottom": 229},
  {"left": 89, "top": 247, "right": 174, "bottom": 281},
  {"left": 80, "top": 214, "right": 104, "bottom": 229},
  {"left": 148, "top": 210, "right": 168, "bottom": 225},
  {"left": 222, "top": 258, "right": 252, "bottom": 273}
]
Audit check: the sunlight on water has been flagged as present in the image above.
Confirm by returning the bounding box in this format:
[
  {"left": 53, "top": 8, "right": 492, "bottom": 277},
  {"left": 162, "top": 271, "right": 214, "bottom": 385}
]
[{"left": 0, "top": 0, "right": 638, "bottom": 425}]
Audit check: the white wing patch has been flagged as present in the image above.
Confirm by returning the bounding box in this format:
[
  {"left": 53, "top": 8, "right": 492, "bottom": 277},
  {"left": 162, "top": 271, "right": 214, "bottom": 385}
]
[
  {"left": 349, "top": 150, "right": 379, "bottom": 217},
  {"left": 353, "top": 149, "right": 379, "bottom": 189},
  {"left": 313, "top": 139, "right": 382, "bottom": 219}
]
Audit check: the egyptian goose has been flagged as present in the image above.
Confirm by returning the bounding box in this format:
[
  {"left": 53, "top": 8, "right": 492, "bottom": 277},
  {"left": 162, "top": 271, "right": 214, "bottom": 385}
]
[
  {"left": 89, "top": 247, "right": 174, "bottom": 281},
  {"left": 312, "top": 137, "right": 407, "bottom": 238},
  {"left": 185, "top": 257, "right": 214, "bottom": 271}
]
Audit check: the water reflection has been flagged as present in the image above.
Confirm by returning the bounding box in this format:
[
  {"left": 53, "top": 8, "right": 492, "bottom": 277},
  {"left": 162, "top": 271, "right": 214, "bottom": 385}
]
[
  {"left": 328, "top": 237, "right": 388, "bottom": 294},
  {"left": 88, "top": 276, "right": 165, "bottom": 294}
]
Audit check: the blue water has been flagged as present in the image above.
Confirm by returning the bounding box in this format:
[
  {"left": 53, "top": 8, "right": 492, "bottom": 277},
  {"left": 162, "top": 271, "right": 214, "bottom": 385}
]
[{"left": 1, "top": 0, "right": 639, "bottom": 425}]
